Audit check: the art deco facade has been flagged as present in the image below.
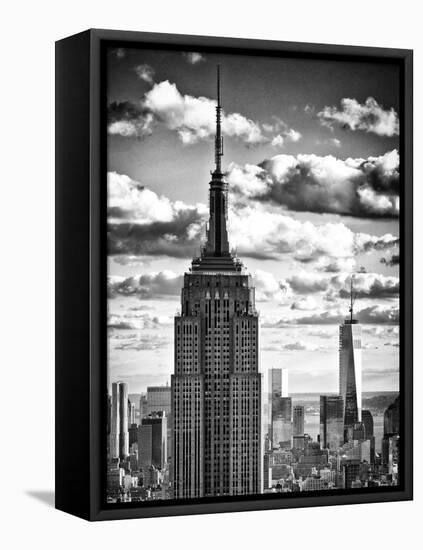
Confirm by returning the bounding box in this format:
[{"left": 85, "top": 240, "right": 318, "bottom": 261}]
[{"left": 171, "top": 67, "right": 262, "bottom": 499}]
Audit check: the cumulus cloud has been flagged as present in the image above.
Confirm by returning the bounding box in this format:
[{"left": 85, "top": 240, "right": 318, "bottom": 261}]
[
  {"left": 107, "top": 101, "right": 155, "bottom": 138},
  {"left": 108, "top": 271, "right": 183, "bottom": 300},
  {"left": 108, "top": 312, "right": 171, "bottom": 330},
  {"left": 286, "top": 271, "right": 399, "bottom": 299},
  {"left": 143, "top": 80, "right": 267, "bottom": 145},
  {"left": 318, "top": 257, "right": 356, "bottom": 273},
  {"left": 107, "top": 172, "right": 399, "bottom": 263},
  {"left": 228, "top": 201, "right": 398, "bottom": 262},
  {"left": 227, "top": 150, "right": 400, "bottom": 218},
  {"left": 134, "top": 63, "right": 155, "bottom": 84},
  {"left": 113, "top": 48, "right": 126, "bottom": 59},
  {"left": 113, "top": 334, "right": 170, "bottom": 351},
  {"left": 253, "top": 270, "right": 292, "bottom": 303},
  {"left": 277, "top": 341, "right": 329, "bottom": 352},
  {"left": 300, "top": 304, "right": 398, "bottom": 325},
  {"left": 183, "top": 52, "right": 206, "bottom": 64},
  {"left": 337, "top": 273, "right": 399, "bottom": 299},
  {"left": 107, "top": 80, "right": 300, "bottom": 146},
  {"left": 290, "top": 296, "right": 318, "bottom": 311},
  {"left": 317, "top": 97, "right": 399, "bottom": 136},
  {"left": 108, "top": 172, "right": 207, "bottom": 257},
  {"left": 381, "top": 253, "right": 400, "bottom": 267}
]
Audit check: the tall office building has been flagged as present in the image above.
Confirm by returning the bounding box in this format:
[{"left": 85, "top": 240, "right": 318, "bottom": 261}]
[
  {"left": 147, "top": 385, "right": 172, "bottom": 461},
  {"left": 138, "top": 412, "right": 167, "bottom": 471},
  {"left": 129, "top": 401, "right": 136, "bottom": 425},
  {"left": 382, "top": 396, "right": 400, "bottom": 468},
  {"left": 293, "top": 405, "right": 305, "bottom": 437},
  {"left": 361, "top": 409, "right": 375, "bottom": 463},
  {"left": 339, "top": 278, "right": 362, "bottom": 435},
  {"left": 272, "top": 397, "right": 292, "bottom": 449},
  {"left": 109, "top": 381, "right": 129, "bottom": 459},
  {"left": 320, "top": 395, "right": 344, "bottom": 450},
  {"left": 384, "top": 395, "right": 400, "bottom": 436},
  {"left": 171, "top": 67, "right": 262, "bottom": 499},
  {"left": 146, "top": 385, "right": 171, "bottom": 416},
  {"left": 269, "top": 368, "right": 288, "bottom": 447},
  {"left": 139, "top": 394, "right": 148, "bottom": 423},
  {"left": 361, "top": 409, "right": 374, "bottom": 439}
]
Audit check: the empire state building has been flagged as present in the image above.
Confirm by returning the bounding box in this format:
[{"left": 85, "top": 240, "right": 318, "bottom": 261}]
[{"left": 171, "top": 67, "right": 262, "bottom": 499}]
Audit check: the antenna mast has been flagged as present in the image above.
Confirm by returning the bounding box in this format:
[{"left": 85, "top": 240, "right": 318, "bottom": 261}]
[
  {"left": 215, "top": 64, "right": 224, "bottom": 174},
  {"left": 349, "top": 274, "right": 356, "bottom": 322}
]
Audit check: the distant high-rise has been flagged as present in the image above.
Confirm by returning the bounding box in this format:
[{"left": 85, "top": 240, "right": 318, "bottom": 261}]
[
  {"left": 339, "top": 277, "right": 362, "bottom": 435},
  {"left": 382, "top": 396, "right": 400, "bottom": 469},
  {"left": 269, "top": 368, "right": 288, "bottom": 447},
  {"left": 272, "top": 396, "right": 292, "bottom": 448},
  {"left": 293, "top": 405, "right": 305, "bottom": 437},
  {"left": 139, "top": 394, "right": 148, "bottom": 423},
  {"left": 361, "top": 409, "right": 374, "bottom": 439},
  {"left": 384, "top": 395, "right": 400, "bottom": 436},
  {"left": 138, "top": 412, "right": 167, "bottom": 471},
  {"left": 109, "top": 381, "right": 129, "bottom": 459},
  {"left": 147, "top": 385, "right": 171, "bottom": 416},
  {"left": 129, "top": 401, "right": 136, "bottom": 425},
  {"left": 172, "top": 66, "right": 262, "bottom": 499},
  {"left": 320, "top": 395, "right": 344, "bottom": 450}
]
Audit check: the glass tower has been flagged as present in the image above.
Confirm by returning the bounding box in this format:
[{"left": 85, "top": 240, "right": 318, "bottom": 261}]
[{"left": 339, "top": 279, "right": 362, "bottom": 436}]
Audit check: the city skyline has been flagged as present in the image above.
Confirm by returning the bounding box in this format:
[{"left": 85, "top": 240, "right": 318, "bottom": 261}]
[
  {"left": 107, "top": 47, "right": 399, "bottom": 396},
  {"left": 106, "top": 47, "right": 400, "bottom": 501}
]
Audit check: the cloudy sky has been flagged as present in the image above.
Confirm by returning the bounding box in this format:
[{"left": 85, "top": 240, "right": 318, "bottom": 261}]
[{"left": 107, "top": 46, "right": 400, "bottom": 394}]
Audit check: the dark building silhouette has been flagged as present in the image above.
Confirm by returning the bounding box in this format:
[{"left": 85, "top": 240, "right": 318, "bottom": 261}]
[
  {"left": 361, "top": 409, "right": 374, "bottom": 439},
  {"left": 382, "top": 396, "right": 400, "bottom": 468},
  {"left": 384, "top": 395, "right": 400, "bottom": 436},
  {"left": 172, "top": 67, "right": 262, "bottom": 499},
  {"left": 293, "top": 405, "right": 305, "bottom": 437},
  {"left": 138, "top": 412, "right": 167, "bottom": 471}
]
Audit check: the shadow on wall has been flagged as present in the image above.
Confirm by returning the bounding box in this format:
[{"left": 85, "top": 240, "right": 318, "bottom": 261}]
[{"left": 26, "top": 490, "right": 55, "bottom": 508}]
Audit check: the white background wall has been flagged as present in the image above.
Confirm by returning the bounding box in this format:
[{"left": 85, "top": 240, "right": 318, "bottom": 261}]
[{"left": 0, "top": 1, "right": 420, "bottom": 548}]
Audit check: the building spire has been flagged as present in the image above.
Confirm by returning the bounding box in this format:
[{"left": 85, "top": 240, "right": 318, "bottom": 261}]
[
  {"left": 349, "top": 275, "right": 356, "bottom": 322},
  {"left": 214, "top": 64, "right": 224, "bottom": 174},
  {"left": 190, "top": 65, "right": 242, "bottom": 272}
]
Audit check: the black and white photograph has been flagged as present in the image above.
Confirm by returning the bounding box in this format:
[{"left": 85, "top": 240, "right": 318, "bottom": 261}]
[{"left": 106, "top": 44, "right": 402, "bottom": 504}]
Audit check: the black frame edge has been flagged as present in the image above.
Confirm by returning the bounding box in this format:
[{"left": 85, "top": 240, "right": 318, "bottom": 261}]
[{"left": 55, "top": 29, "right": 92, "bottom": 520}]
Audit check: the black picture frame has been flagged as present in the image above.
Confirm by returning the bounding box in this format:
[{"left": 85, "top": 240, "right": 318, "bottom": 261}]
[{"left": 55, "top": 28, "right": 413, "bottom": 521}]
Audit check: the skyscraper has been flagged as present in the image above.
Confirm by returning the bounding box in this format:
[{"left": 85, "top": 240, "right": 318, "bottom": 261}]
[
  {"left": 320, "top": 395, "right": 344, "bottom": 450},
  {"left": 384, "top": 395, "right": 400, "bottom": 436},
  {"left": 339, "top": 277, "right": 362, "bottom": 435},
  {"left": 147, "top": 384, "right": 172, "bottom": 461},
  {"left": 138, "top": 412, "right": 167, "bottom": 471},
  {"left": 109, "top": 381, "right": 129, "bottom": 459},
  {"left": 139, "top": 394, "right": 148, "bottom": 423},
  {"left": 146, "top": 385, "right": 171, "bottom": 416},
  {"left": 293, "top": 405, "right": 305, "bottom": 437},
  {"left": 269, "top": 368, "right": 288, "bottom": 447},
  {"left": 272, "top": 397, "right": 292, "bottom": 449},
  {"left": 129, "top": 401, "right": 136, "bottom": 425},
  {"left": 361, "top": 409, "right": 374, "bottom": 439},
  {"left": 171, "top": 67, "right": 262, "bottom": 499}
]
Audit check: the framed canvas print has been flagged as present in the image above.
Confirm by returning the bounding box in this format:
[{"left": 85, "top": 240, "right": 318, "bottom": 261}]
[{"left": 55, "top": 29, "right": 413, "bottom": 521}]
